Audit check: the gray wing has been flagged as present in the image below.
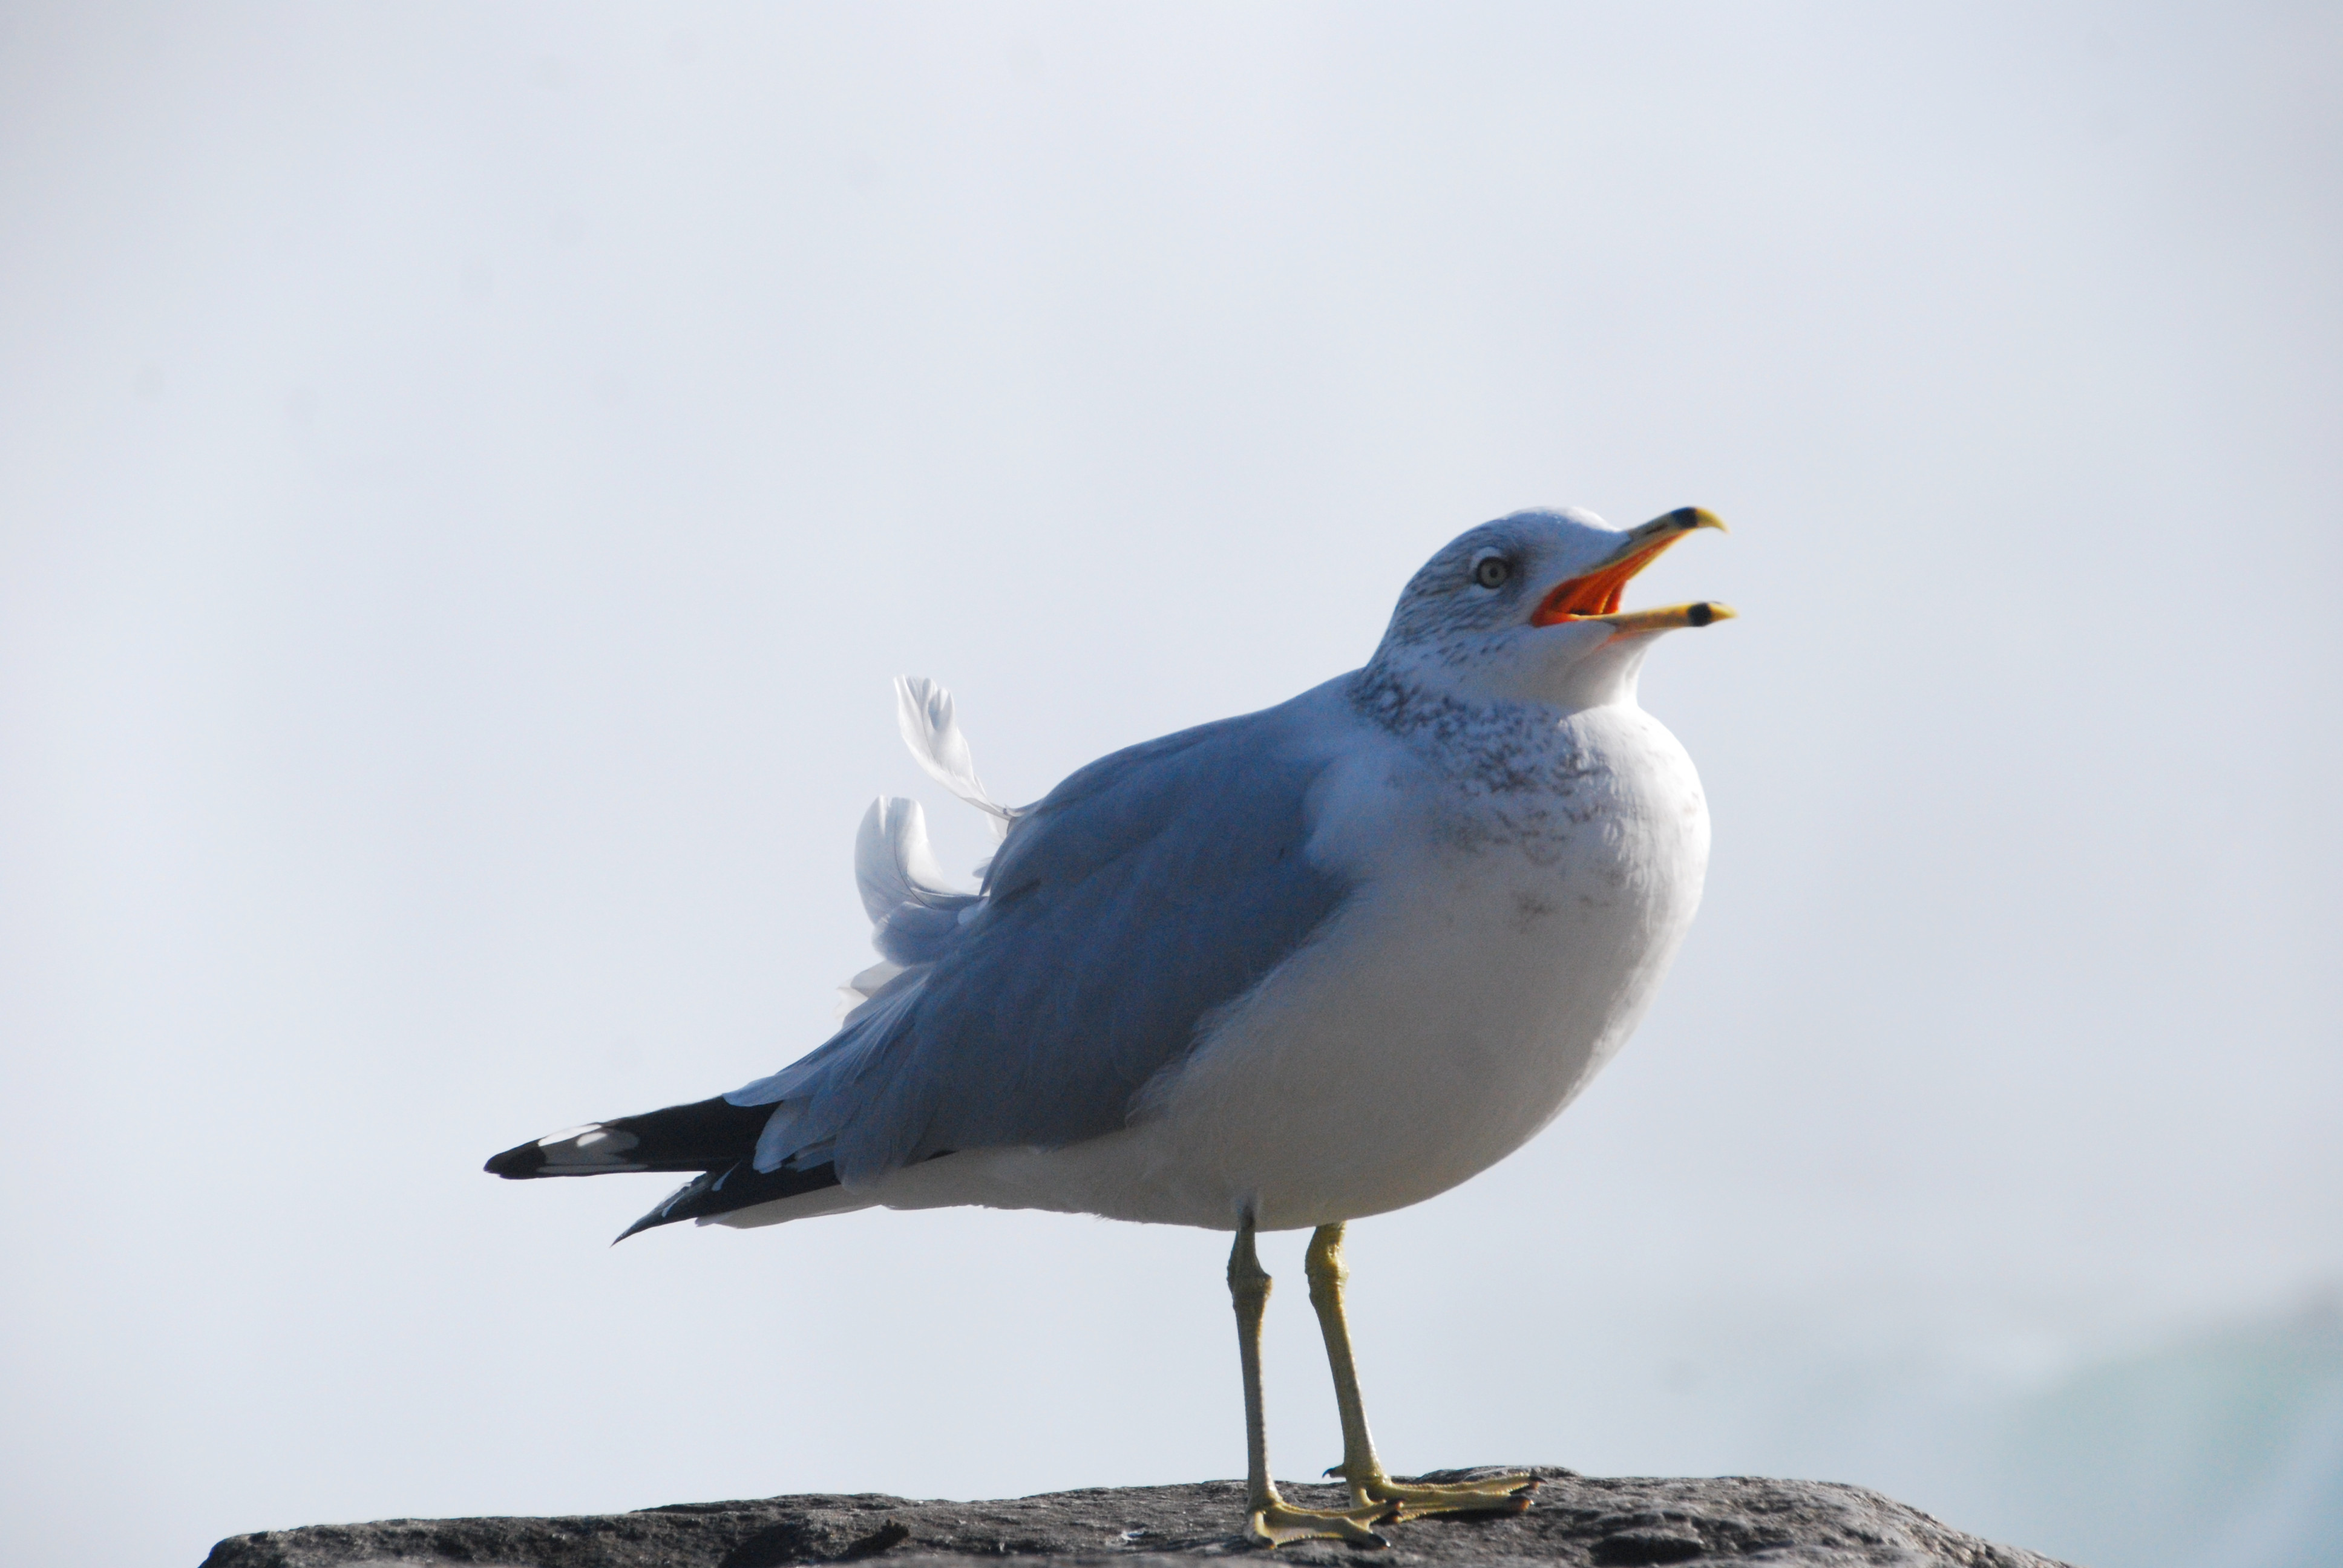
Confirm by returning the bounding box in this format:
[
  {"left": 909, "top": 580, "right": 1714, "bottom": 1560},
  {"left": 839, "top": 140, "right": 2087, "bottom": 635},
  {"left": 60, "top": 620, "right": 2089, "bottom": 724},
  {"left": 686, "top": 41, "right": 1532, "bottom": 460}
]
[{"left": 734, "top": 686, "right": 1354, "bottom": 1186}]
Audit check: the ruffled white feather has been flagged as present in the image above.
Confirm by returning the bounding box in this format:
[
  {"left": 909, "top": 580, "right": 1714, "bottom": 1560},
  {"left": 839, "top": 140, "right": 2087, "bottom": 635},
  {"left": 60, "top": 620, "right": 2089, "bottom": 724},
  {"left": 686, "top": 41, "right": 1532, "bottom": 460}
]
[
  {"left": 832, "top": 681, "right": 1014, "bottom": 1018},
  {"left": 834, "top": 795, "right": 945, "bottom": 1018},
  {"left": 854, "top": 795, "right": 955, "bottom": 923},
  {"left": 894, "top": 675, "right": 1015, "bottom": 841}
]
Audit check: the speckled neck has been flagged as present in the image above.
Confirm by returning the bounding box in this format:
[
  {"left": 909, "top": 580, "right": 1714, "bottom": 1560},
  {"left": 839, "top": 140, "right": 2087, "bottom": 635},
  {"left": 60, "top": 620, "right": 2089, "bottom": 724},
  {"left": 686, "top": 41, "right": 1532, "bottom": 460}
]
[{"left": 1346, "top": 663, "right": 1604, "bottom": 800}]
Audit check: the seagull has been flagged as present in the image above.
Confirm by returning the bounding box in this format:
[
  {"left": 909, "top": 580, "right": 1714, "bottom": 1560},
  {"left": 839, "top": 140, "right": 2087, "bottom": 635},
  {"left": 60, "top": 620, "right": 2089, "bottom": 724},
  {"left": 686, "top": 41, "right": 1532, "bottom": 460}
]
[{"left": 489, "top": 505, "right": 1732, "bottom": 1547}]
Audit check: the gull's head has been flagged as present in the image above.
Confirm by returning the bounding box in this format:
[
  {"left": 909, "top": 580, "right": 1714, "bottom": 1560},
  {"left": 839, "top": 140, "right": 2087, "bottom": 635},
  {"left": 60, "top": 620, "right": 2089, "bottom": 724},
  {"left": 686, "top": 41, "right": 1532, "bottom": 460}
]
[{"left": 1366, "top": 506, "right": 1734, "bottom": 709}]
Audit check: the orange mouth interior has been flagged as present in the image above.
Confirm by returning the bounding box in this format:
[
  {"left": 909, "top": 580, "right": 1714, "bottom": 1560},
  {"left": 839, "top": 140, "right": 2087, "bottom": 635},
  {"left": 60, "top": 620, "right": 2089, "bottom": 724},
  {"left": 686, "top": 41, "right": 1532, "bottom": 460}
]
[{"left": 1529, "top": 536, "right": 1680, "bottom": 626}]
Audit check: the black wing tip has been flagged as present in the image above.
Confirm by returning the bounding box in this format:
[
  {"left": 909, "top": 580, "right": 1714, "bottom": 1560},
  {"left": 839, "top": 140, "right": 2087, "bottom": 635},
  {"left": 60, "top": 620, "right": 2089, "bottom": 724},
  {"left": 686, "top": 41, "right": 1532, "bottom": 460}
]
[
  {"left": 612, "top": 1159, "right": 848, "bottom": 1243},
  {"left": 613, "top": 1172, "right": 719, "bottom": 1244},
  {"left": 485, "top": 1141, "right": 546, "bottom": 1178}
]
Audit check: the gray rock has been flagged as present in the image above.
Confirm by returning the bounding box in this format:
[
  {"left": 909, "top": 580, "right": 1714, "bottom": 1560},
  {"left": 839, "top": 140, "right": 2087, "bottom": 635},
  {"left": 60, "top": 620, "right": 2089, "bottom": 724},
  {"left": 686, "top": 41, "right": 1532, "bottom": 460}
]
[{"left": 197, "top": 1469, "right": 2074, "bottom": 1568}]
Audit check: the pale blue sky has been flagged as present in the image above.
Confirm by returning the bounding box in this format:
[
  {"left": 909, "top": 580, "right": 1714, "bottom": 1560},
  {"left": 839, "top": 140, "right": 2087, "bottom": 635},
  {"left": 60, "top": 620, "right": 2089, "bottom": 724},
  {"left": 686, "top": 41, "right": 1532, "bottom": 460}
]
[{"left": 2, "top": 5, "right": 2337, "bottom": 1566}]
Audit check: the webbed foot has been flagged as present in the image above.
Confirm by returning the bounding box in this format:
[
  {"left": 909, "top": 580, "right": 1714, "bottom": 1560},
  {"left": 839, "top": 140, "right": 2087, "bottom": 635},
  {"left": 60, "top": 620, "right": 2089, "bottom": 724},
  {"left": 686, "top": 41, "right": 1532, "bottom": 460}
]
[
  {"left": 1331, "top": 1466, "right": 1537, "bottom": 1521},
  {"left": 1248, "top": 1494, "right": 1396, "bottom": 1548}
]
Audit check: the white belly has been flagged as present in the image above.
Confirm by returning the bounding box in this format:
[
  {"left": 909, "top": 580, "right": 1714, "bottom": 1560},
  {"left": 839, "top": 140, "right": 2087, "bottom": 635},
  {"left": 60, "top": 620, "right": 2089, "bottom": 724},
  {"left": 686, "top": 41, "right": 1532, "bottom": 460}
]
[{"left": 850, "top": 698, "right": 1710, "bottom": 1232}]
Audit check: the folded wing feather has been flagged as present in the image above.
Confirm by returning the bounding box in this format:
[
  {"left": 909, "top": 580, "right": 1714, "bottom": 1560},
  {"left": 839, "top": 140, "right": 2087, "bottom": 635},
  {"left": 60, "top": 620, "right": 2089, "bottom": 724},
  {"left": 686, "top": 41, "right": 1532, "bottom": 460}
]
[{"left": 730, "top": 679, "right": 1354, "bottom": 1192}]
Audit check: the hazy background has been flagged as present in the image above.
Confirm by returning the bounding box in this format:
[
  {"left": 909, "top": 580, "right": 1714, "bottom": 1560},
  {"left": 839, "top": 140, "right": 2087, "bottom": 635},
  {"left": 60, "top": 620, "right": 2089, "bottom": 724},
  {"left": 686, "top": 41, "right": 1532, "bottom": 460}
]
[{"left": 2, "top": 5, "right": 2338, "bottom": 1565}]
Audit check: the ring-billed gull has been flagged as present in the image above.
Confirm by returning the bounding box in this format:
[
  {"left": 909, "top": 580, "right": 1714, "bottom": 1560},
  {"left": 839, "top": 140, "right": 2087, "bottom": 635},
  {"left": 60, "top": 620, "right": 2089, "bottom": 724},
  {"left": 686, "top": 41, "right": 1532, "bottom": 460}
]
[{"left": 489, "top": 505, "right": 1732, "bottom": 1546}]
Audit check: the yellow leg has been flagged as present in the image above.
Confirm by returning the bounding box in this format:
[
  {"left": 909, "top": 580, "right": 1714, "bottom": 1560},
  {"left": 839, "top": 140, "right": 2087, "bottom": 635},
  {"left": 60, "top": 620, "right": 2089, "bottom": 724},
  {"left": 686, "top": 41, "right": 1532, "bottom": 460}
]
[
  {"left": 1305, "top": 1223, "right": 1537, "bottom": 1521},
  {"left": 1228, "top": 1215, "right": 1395, "bottom": 1547}
]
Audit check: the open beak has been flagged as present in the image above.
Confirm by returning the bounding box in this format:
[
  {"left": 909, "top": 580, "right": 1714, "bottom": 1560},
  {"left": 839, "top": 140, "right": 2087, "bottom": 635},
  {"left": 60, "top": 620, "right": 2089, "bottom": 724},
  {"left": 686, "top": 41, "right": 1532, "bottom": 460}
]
[{"left": 1529, "top": 507, "right": 1735, "bottom": 634}]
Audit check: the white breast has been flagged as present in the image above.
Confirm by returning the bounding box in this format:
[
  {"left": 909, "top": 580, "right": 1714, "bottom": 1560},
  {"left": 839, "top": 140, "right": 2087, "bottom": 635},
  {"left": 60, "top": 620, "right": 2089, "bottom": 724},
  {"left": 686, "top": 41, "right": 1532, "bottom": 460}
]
[{"left": 867, "top": 692, "right": 1711, "bottom": 1232}]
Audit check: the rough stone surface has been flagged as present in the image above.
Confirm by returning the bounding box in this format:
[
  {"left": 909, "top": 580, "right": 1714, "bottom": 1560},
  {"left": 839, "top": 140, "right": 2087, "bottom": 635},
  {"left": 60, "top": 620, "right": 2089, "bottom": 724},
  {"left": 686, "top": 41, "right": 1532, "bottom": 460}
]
[{"left": 197, "top": 1469, "right": 2074, "bottom": 1568}]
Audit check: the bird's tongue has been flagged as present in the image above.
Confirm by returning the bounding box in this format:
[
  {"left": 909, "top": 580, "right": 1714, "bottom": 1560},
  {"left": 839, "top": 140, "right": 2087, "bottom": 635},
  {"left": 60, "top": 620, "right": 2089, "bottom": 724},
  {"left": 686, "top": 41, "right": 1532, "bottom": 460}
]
[{"left": 1529, "top": 538, "right": 1674, "bottom": 626}]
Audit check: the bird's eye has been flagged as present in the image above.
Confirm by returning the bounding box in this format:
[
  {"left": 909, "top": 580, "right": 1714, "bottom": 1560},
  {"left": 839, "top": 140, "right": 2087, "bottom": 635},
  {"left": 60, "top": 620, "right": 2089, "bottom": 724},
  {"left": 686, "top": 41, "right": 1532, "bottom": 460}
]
[{"left": 1473, "top": 557, "right": 1512, "bottom": 589}]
